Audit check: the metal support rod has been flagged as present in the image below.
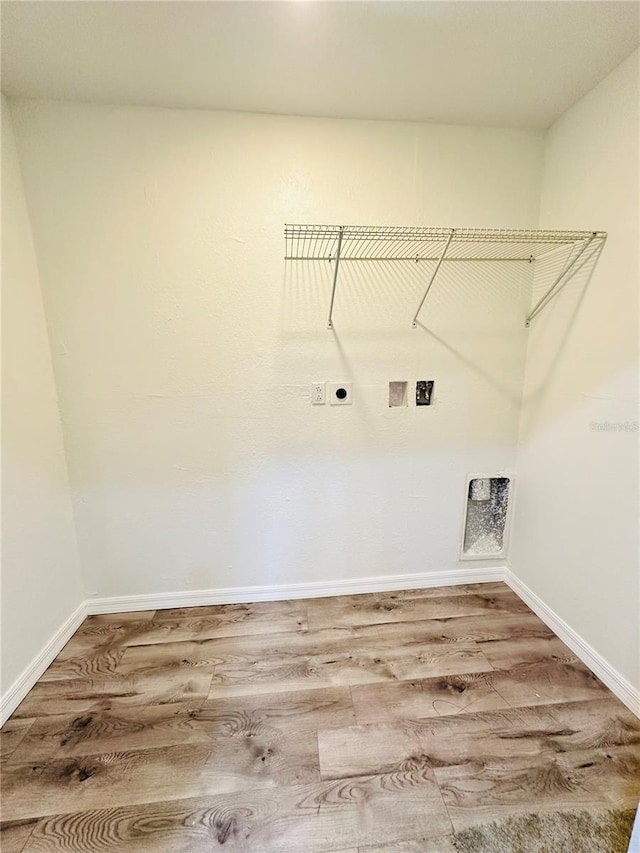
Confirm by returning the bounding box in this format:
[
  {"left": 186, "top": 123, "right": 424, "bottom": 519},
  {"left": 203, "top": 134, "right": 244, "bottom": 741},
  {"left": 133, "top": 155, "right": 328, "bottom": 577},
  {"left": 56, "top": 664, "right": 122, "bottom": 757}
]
[
  {"left": 412, "top": 229, "right": 455, "bottom": 327},
  {"left": 525, "top": 238, "right": 600, "bottom": 327},
  {"left": 525, "top": 234, "right": 597, "bottom": 326},
  {"left": 327, "top": 226, "right": 344, "bottom": 330}
]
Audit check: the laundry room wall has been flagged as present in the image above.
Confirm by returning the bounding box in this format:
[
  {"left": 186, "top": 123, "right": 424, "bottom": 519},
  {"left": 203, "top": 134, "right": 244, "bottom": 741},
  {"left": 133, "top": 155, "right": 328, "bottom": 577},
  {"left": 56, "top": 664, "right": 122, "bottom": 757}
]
[{"left": 10, "top": 99, "right": 543, "bottom": 599}]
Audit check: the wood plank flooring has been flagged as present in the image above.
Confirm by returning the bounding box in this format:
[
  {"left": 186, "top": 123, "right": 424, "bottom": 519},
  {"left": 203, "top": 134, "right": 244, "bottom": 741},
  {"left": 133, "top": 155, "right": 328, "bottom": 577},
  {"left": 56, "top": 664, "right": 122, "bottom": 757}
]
[{"left": 1, "top": 582, "right": 638, "bottom": 852}]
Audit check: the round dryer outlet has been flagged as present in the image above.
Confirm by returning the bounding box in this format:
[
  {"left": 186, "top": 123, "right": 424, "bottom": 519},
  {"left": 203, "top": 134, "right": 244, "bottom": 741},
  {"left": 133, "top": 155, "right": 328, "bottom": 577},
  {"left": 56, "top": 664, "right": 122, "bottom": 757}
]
[{"left": 329, "top": 382, "right": 352, "bottom": 405}]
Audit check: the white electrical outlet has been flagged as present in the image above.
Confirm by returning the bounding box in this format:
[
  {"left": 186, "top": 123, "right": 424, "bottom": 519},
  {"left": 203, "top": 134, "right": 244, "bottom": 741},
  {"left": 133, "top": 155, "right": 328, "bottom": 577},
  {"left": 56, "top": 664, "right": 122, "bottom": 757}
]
[
  {"left": 329, "top": 382, "right": 352, "bottom": 405},
  {"left": 311, "top": 382, "right": 326, "bottom": 405}
]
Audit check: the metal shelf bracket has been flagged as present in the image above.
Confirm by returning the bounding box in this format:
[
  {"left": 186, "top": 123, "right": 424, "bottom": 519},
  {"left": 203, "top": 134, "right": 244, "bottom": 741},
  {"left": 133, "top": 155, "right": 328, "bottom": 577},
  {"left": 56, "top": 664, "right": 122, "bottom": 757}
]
[
  {"left": 327, "top": 226, "right": 344, "bottom": 330},
  {"left": 525, "top": 233, "right": 599, "bottom": 327},
  {"left": 412, "top": 228, "right": 455, "bottom": 328}
]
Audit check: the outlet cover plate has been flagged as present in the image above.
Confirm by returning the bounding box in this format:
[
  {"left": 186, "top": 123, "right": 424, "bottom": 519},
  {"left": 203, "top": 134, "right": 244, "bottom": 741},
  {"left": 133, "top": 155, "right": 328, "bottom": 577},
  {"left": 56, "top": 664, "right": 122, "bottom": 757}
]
[{"left": 311, "top": 382, "right": 326, "bottom": 405}]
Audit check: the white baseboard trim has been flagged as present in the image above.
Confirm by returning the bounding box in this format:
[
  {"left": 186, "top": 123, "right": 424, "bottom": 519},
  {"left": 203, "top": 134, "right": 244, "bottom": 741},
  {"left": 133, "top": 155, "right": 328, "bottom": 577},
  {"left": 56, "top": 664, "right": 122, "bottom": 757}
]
[
  {"left": 0, "top": 601, "right": 87, "bottom": 726},
  {"left": 5, "top": 567, "right": 637, "bottom": 726},
  {"left": 85, "top": 566, "right": 505, "bottom": 615},
  {"left": 504, "top": 567, "right": 640, "bottom": 718}
]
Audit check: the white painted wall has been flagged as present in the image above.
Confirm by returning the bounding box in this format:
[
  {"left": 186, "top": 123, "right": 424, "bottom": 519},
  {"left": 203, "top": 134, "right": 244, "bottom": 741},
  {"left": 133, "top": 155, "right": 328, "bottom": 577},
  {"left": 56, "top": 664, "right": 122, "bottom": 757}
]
[
  {"left": 1, "top": 96, "right": 84, "bottom": 695},
  {"left": 511, "top": 51, "right": 639, "bottom": 688},
  {"left": 10, "top": 101, "right": 543, "bottom": 600}
]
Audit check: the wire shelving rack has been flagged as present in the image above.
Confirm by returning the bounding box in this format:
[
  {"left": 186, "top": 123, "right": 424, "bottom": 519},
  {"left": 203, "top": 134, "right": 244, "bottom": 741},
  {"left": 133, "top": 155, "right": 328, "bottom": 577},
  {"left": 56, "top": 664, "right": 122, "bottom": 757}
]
[{"left": 284, "top": 224, "right": 607, "bottom": 329}]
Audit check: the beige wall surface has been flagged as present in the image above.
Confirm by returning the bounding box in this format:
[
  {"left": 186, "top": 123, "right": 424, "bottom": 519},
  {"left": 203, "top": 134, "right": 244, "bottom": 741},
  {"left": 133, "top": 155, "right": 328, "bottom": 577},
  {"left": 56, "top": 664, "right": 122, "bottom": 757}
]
[
  {"left": 1, "top": 96, "right": 84, "bottom": 695},
  {"left": 511, "top": 51, "right": 639, "bottom": 687},
  {"left": 10, "top": 100, "right": 543, "bottom": 601}
]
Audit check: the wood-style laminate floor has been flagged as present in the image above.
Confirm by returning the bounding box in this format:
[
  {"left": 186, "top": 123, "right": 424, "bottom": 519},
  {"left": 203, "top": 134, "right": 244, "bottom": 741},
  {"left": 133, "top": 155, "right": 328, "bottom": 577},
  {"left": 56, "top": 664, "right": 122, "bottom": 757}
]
[{"left": 1, "top": 582, "right": 638, "bottom": 852}]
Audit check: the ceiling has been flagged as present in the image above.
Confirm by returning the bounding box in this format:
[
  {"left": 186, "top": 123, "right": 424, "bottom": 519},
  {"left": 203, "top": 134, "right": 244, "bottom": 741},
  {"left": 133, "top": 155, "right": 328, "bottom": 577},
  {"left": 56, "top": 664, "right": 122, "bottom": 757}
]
[{"left": 1, "top": 1, "right": 638, "bottom": 129}]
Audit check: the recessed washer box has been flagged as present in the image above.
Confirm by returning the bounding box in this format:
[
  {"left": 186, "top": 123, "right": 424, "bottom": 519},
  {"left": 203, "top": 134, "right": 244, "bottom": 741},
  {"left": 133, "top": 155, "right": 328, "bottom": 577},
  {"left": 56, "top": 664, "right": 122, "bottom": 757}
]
[
  {"left": 329, "top": 382, "right": 352, "bottom": 405},
  {"left": 389, "top": 381, "right": 408, "bottom": 407}
]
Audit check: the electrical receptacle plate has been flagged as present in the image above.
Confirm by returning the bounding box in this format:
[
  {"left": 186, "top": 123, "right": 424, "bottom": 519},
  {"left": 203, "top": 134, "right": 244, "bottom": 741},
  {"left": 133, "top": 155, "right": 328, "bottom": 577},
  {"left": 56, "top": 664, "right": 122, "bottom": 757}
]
[{"left": 311, "top": 382, "right": 326, "bottom": 405}]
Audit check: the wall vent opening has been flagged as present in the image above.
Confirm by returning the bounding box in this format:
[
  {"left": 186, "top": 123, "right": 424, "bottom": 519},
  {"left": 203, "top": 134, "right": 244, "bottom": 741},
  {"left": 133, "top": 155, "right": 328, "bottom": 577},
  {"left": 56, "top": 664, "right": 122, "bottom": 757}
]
[{"left": 461, "top": 475, "right": 512, "bottom": 559}]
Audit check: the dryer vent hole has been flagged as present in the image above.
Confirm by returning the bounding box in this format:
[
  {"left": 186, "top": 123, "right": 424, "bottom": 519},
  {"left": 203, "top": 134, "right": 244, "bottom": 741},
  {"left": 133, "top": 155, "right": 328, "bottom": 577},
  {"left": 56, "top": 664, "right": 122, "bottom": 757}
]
[{"left": 463, "top": 477, "right": 511, "bottom": 557}]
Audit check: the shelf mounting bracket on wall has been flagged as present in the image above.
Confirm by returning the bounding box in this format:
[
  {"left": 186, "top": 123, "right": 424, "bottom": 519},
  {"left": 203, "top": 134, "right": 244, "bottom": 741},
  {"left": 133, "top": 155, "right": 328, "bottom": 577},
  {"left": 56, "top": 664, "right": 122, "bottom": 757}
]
[
  {"left": 327, "top": 226, "right": 344, "bottom": 330},
  {"left": 412, "top": 228, "right": 455, "bottom": 328},
  {"left": 284, "top": 224, "right": 607, "bottom": 329},
  {"left": 524, "top": 233, "right": 598, "bottom": 327}
]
